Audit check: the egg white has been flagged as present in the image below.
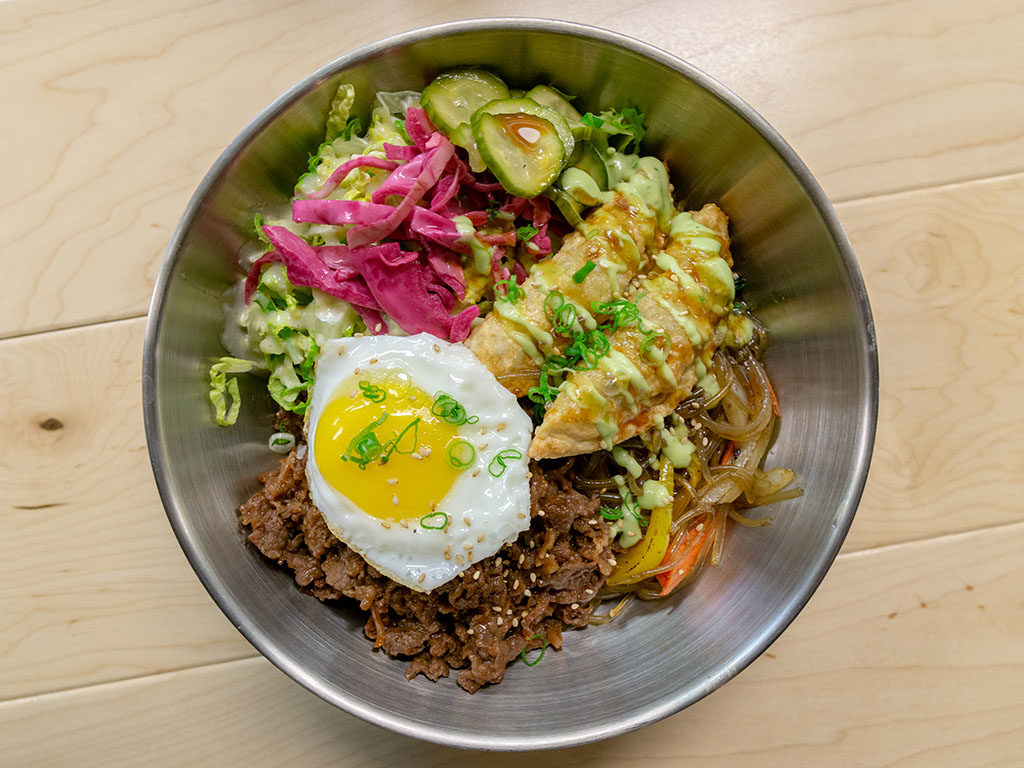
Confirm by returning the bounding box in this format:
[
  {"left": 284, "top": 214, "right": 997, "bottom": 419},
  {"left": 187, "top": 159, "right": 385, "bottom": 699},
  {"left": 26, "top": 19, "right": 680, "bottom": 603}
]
[{"left": 305, "top": 333, "right": 533, "bottom": 592}]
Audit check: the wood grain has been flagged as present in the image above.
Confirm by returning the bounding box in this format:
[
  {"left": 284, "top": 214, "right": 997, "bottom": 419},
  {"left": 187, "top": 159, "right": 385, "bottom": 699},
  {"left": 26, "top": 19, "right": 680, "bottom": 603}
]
[
  {"left": 835, "top": 172, "right": 1024, "bottom": 551},
  {"left": 0, "top": 319, "right": 253, "bottom": 702},
  {"left": 2, "top": 520, "right": 1020, "bottom": 768},
  {"left": 1, "top": 0, "right": 1022, "bottom": 337},
  {"left": 2, "top": 172, "right": 1021, "bottom": 702}
]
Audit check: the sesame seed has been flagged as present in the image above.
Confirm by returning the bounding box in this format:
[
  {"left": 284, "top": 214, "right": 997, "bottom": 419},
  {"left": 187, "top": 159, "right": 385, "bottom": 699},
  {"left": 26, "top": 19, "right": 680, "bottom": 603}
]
[
  {"left": 513, "top": 579, "right": 520, "bottom": 589},
  {"left": 538, "top": 510, "right": 545, "bottom": 517},
  {"left": 468, "top": 548, "right": 473, "bottom": 559},
  {"left": 472, "top": 468, "right": 480, "bottom": 477},
  {"left": 411, "top": 453, "right": 423, "bottom": 460},
  {"left": 418, "top": 573, "right": 425, "bottom": 584},
  {"left": 497, "top": 423, "right": 506, "bottom": 432},
  {"left": 463, "top": 542, "right": 473, "bottom": 551},
  {"left": 585, "top": 588, "right": 594, "bottom": 595},
  {"left": 479, "top": 426, "right": 487, "bottom": 435},
  {"left": 696, "top": 523, "right": 705, "bottom": 532},
  {"left": 525, "top": 471, "right": 532, "bottom": 479},
  {"left": 455, "top": 554, "right": 464, "bottom": 565},
  {"left": 381, "top": 521, "right": 391, "bottom": 529},
  {"left": 492, "top": 606, "right": 502, "bottom": 613},
  {"left": 369, "top": 357, "right": 378, "bottom": 364},
  {"left": 400, "top": 519, "right": 409, "bottom": 529},
  {"left": 702, "top": 437, "right": 708, "bottom": 446},
  {"left": 353, "top": 367, "right": 361, "bottom": 374},
  {"left": 517, "top": 513, "right": 527, "bottom": 519},
  {"left": 467, "top": 629, "right": 474, "bottom": 636},
  {"left": 464, "top": 515, "right": 472, "bottom": 527},
  {"left": 530, "top": 573, "right": 537, "bottom": 583},
  {"left": 392, "top": 494, "right": 399, "bottom": 506},
  {"left": 512, "top": 618, "right": 519, "bottom": 627},
  {"left": 518, "top": 554, "right": 525, "bottom": 565},
  {"left": 422, "top": 446, "right": 432, "bottom": 457},
  {"left": 444, "top": 551, "right": 451, "bottom": 561},
  {"left": 478, "top": 443, "right": 488, "bottom": 451},
  {"left": 387, "top": 478, "right": 398, "bottom": 486},
  {"left": 571, "top": 603, "right": 579, "bottom": 610},
  {"left": 506, "top": 608, "right": 513, "bottom": 616},
  {"left": 495, "top": 558, "right": 502, "bottom": 566},
  {"left": 523, "top": 588, "right": 531, "bottom": 597},
  {"left": 433, "top": 344, "right": 441, "bottom": 353},
  {"left": 588, "top": 519, "right": 597, "bottom": 525},
  {"left": 609, "top": 557, "right": 617, "bottom": 566},
  {"left": 496, "top": 617, "right": 503, "bottom": 625},
  {"left": 429, "top": 501, "right": 437, "bottom": 511},
  {"left": 336, "top": 345, "right": 345, "bottom": 355},
  {"left": 473, "top": 570, "right": 481, "bottom": 581},
  {"left": 521, "top": 610, "right": 529, "bottom": 618},
  {"left": 477, "top": 534, "right": 485, "bottom": 543}
]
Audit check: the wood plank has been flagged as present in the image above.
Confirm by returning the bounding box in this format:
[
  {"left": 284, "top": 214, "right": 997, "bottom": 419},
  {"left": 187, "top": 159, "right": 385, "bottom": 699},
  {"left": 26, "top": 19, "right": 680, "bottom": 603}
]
[
  {"left": 1, "top": 0, "right": 1022, "bottom": 336},
  {"left": 834, "top": 173, "right": 1024, "bottom": 551},
  {"left": 2, "top": 520, "right": 1021, "bottom": 767},
  {"left": 0, "top": 318, "right": 253, "bottom": 702},
  {"left": 1, "top": 172, "right": 1021, "bottom": 700}
]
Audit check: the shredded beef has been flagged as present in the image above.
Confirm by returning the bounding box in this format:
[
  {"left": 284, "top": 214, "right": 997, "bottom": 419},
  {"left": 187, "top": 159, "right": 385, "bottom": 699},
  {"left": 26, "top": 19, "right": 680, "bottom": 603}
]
[{"left": 238, "top": 448, "right": 614, "bottom": 692}]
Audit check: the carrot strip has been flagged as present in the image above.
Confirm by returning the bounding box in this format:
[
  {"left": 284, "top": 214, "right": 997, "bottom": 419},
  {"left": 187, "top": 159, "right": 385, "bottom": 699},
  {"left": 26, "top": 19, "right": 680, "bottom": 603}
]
[
  {"left": 720, "top": 440, "right": 735, "bottom": 465},
  {"left": 656, "top": 526, "right": 710, "bottom": 595}
]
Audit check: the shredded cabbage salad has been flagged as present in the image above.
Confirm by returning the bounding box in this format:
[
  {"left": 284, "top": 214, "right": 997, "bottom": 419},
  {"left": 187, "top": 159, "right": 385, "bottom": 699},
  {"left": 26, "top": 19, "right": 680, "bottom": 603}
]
[{"left": 212, "top": 81, "right": 644, "bottom": 424}]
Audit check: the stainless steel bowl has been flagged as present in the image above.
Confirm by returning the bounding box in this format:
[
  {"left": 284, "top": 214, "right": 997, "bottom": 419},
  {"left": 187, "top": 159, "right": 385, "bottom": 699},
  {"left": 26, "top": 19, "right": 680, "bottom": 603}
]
[{"left": 143, "top": 18, "right": 877, "bottom": 751}]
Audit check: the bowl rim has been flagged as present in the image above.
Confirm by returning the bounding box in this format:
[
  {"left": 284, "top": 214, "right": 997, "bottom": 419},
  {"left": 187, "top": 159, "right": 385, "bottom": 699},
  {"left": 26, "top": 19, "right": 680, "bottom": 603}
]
[{"left": 143, "top": 16, "right": 879, "bottom": 752}]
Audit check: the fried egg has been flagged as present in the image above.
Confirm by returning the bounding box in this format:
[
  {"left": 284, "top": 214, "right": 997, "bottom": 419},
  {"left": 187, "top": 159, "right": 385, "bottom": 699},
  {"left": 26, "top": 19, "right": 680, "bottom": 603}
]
[{"left": 304, "top": 333, "right": 533, "bottom": 592}]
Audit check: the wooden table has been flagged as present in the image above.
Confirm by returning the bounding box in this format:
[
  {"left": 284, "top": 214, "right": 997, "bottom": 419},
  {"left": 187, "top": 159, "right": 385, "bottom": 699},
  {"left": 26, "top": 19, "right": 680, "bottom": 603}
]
[{"left": 2, "top": 1, "right": 1022, "bottom": 764}]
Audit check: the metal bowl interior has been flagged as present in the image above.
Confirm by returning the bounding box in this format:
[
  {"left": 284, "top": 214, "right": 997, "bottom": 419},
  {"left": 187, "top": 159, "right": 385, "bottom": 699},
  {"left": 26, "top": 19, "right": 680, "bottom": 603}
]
[{"left": 143, "top": 19, "right": 877, "bottom": 751}]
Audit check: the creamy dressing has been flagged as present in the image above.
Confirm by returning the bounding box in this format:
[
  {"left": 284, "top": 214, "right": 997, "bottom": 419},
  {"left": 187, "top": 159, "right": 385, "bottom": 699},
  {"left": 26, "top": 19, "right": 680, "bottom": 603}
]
[{"left": 453, "top": 215, "right": 493, "bottom": 274}]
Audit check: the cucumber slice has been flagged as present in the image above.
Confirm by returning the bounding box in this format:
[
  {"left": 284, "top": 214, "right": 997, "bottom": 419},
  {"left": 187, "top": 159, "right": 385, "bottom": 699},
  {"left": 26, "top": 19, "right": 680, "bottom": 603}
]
[
  {"left": 420, "top": 68, "right": 511, "bottom": 135},
  {"left": 525, "top": 85, "right": 583, "bottom": 123},
  {"left": 570, "top": 142, "right": 609, "bottom": 189},
  {"left": 471, "top": 98, "right": 573, "bottom": 197}
]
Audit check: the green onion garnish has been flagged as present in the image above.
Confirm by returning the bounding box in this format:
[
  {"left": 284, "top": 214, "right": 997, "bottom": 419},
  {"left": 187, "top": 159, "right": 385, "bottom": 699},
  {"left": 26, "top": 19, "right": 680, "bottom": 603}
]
[
  {"left": 378, "top": 417, "right": 421, "bottom": 465},
  {"left": 431, "top": 392, "right": 479, "bottom": 426},
  {"left": 521, "top": 633, "right": 548, "bottom": 666},
  {"left": 599, "top": 505, "right": 625, "bottom": 520},
  {"left": 591, "top": 297, "right": 642, "bottom": 330},
  {"left": 358, "top": 380, "right": 387, "bottom": 403},
  {"left": 420, "top": 511, "right": 449, "bottom": 530},
  {"left": 494, "top": 275, "right": 524, "bottom": 303},
  {"left": 487, "top": 449, "right": 523, "bottom": 478},
  {"left": 543, "top": 291, "right": 578, "bottom": 335},
  {"left": 571, "top": 261, "right": 596, "bottom": 284},
  {"left": 446, "top": 440, "right": 476, "bottom": 470},
  {"left": 341, "top": 413, "right": 388, "bottom": 469}
]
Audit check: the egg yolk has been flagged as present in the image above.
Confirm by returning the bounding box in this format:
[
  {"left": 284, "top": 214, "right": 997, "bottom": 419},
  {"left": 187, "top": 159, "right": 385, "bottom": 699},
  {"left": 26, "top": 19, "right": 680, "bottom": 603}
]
[{"left": 314, "top": 371, "right": 467, "bottom": 521}]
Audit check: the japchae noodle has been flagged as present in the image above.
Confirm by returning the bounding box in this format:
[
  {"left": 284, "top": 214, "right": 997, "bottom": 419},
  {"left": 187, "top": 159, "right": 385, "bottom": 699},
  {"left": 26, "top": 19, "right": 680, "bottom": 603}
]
[{"left": 565, "top": 315, "right": 802, "bottom": 623}]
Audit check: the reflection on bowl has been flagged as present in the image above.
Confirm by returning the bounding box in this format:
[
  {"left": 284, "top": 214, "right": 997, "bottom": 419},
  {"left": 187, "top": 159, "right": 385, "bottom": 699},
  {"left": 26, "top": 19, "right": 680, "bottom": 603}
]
[{"left": 143, "top": 18, "right": 877, "bottom": 751}]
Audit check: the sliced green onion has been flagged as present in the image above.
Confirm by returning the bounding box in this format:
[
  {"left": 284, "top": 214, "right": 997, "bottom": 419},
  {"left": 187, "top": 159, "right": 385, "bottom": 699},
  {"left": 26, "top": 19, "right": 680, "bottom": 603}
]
[
  {"left": 268, "top": 432, "right": 295, "bottom": 454},
  {"left": 571, "top": 261, "right": 596, "bottom": 284},
  {"left": 420, "top": 511, "right": 449, "bottom": 530},
  {"left": 494, "top": 275, "right": 525, "bottom": 303},
  {"left": 379, "top": 418, "right": 421, "bottom": 464},
  {"left": 521, "top": 633, "right": 548, "bottom": 666},
  {"left": 446, "top": 440, "right": 476, "bottom": 470},
  {"left": 342, "top": 413, "right": 388, "bottom": 469},
  {"left": 591, "top": 297, "right": 642, "bottom": 330},
  {"left": 487, "top": 448, "right": 523, "bottom": 478},
  {"left": 358, "top": 380, "right": 387, "bottom": 403},
  {"left": 431, "top": 392, "right": 479, "bottom": 425}
]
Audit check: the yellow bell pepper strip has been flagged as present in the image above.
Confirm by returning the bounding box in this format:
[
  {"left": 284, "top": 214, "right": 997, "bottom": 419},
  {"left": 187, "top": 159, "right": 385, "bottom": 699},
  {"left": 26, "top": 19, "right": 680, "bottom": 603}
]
[{"left": 606, "top": 457, "right": 674, "bottom": 586}]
